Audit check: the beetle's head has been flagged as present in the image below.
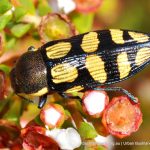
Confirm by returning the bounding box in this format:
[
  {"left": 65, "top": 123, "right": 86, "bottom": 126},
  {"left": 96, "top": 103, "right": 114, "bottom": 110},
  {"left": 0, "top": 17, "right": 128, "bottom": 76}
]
[{"left": 10, "top": 51, "right": 48, "bottom": 96}]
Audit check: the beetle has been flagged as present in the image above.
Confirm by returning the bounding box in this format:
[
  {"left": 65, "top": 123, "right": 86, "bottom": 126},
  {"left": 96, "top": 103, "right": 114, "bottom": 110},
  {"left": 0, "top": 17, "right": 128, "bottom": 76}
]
[{"left": 10, "top": 29, "right": 150, "bottom": 108}]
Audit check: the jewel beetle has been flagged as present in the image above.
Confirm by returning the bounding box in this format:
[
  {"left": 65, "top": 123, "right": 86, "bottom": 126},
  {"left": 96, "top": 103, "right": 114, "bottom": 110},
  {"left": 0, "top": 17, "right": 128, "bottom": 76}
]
[{"left": 10, "top": 29, "right": 150, "bottom": 108}]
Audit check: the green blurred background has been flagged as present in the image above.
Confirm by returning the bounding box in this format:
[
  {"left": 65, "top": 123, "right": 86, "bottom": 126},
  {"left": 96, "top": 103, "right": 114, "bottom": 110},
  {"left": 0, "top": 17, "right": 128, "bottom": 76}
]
[{"left": 97, "top": 0, "right": 150, "bottom": 150}]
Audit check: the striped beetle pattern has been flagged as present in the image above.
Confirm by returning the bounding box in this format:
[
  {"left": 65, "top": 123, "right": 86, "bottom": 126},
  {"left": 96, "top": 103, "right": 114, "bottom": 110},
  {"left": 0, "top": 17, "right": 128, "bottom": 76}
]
[{"left": 10, "top": 29, "right": 150, "bottom": 108}]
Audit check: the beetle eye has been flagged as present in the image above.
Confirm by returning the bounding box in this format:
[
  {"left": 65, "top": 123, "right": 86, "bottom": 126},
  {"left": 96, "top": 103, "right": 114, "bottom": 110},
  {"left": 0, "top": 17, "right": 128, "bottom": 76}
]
[{"left": 28, "top": 46, "right": 36, "bottom": 51}]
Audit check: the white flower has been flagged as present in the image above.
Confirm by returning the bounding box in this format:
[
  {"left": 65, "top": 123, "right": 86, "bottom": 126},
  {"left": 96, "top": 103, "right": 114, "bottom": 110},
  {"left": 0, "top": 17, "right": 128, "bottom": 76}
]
[
  {"left": 46, "top": 127, "right": 81, "bottom": 150},
  {"left": 49, "top": 0, "right": 76, "bottom": 14},
  {"left": 95, "top": 135, "right": 114, "bottom": 150}
]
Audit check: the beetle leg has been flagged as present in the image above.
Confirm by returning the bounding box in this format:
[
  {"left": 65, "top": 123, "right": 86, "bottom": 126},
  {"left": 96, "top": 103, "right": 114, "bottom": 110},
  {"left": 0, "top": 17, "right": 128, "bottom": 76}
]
[
  {"left": 59, "top": 93, "right": 81, "bottom": 100},
  {"left": 94, "top": 87, "right": 138, "bottom": 103},
  {"left": 17, "top": 94, "right": 33, "bottom": 103},
  {"left": 38, "top": 94, "right": 47, "bottom": 108}
]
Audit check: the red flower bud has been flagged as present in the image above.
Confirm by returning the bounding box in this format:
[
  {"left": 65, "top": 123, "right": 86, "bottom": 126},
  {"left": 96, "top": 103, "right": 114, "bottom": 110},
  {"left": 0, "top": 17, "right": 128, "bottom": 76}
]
[
  {"left": 74, "top": 0, "right": 103, "bottom": 13},
  {"left": 38, "top": 13, "right": 76, "bottom": 43},
  {"left": 21, "top": 126, "right": 60, "bottom": 150},
  {"left": 40, "top": 104, "right": 65, "bottom": 128},
  {"left": 102, "top": 96, "right": 142, "bottom": 138}
]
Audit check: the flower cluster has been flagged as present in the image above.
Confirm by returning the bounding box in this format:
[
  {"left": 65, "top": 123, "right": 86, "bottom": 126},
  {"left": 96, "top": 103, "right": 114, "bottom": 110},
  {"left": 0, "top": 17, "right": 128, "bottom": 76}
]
[{"left": 0, "top": 0, "right": 145, "bottom": 149}]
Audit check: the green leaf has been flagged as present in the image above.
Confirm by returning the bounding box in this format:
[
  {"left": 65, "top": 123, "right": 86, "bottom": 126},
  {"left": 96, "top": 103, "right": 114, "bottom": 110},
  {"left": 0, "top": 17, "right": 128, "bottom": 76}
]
[
  {"left": 72, "top": 13, "right": 94, "bottom": 33},
  {"left": 38, "top": 0, "right": 51, "bottom": 16},
  {"left": 11, "top": 24, "right": 32, "bottom": 38},
  {"left": 20, "top": 103, "right": 40, "bottom": 126},
  {"left": 3, "top": 99, "right": 21, "bottom": 124},
  {"left": 78, "top": 122, "right": 98, "bottom": 139},
  {"left": 32, "top": 31, "right": 40, "bottom": 40},
  {"left": 14, "top": 6, "right": 27, "bottom": 21},
  {"left": 0, "top": 0, "right": 12, "bottom": 14},
  {"left": 19, "top": 0, "right": 35, "bottom": 15},
  {"left": 65, "top": 109, "right": 71, "bottom": 117},
  {"left": 6, "top": 37, "right": 16, "bottom": 49},
  {"left": 76, "top": 100, "right": 83, "bottom": 113},
  {"left": 97, "top": 145, "right": 106, "bottom": 150},
  {"left": 0, "top": 13, "right": 12, "bottom": 31},
  {"left": 0, "top": 64, "right": 11, "bottom": 74}
]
